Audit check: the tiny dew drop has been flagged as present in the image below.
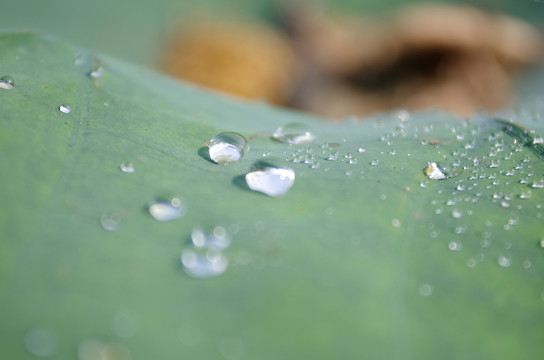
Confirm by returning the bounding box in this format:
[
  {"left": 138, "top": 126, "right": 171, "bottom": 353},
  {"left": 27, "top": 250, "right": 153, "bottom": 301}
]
[
  {"left": 0, "top": 75, "right": 15, "bottom": 90},
  {"left": 89, "top": 65, "right": 103, "bottom": 79},
  {"left": 208, "top": 132, "right": 248, "bottom": 165},
  {"left": 148, "top": 197, "right": 185, "bottom": 221},
  {"left": 58, "top": 105, "right": 71, "bottom": 114},
  {"left": 119, "top": 161, "right": 135, "bottom": 174},
  {"left": 272, "top": 122, "right": 316, "bottom": 145},
  {"left": 497, "top": 255, "right": 512, "bottom": 267},
  {"left": 419, "top": 283, "right": 433, "bottom": 297},
  {"left": 245, "top": 159, "right": 295, "bottom": 197}
]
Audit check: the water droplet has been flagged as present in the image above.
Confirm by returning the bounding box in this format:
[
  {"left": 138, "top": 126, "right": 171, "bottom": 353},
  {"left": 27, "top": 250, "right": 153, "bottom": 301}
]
[
  {"left": 272, "top": 123, "right": 316, "bottom": 144},
  {"left": 448, "top": 241, "right": 463, "bottom": 251},
  {"left": 208, "top": 132, "right": 248, "bottom": 165},
  {"left": 466, "top": 258, "right": 477, "bottom": 268},
  {"left": 519, "top": 191, "right": 532, "bottom": 199},
  {"left": 500, "top": 201, "right": 510, "bottom": 209},
  {"left": 451, "top": 209, "right": 462, "bottom": 219},
  {"left": 419, "top": 283, "right": 433, "bottom": 297},
  {"left": 523, "top": 260, "right": 532, "bottom": 269},
  {"left": 245, "top": 159, "right": 295, "bottom": 197},
  {"left": 112, "top": 311, "right": 138, "bottom": 338},
  {"left": 148, "top": 197, "right": 185, "bottom": 221},
  {"left": 533, "top": 137, "right": 543, "bottom": 145},
  {"left": 191, "top": 226, "right": 230, "bottom": 250},
  {"left": 119, "top": 162, "right": 135, "bottom": 174},
  {"left": 100, "top": 213, "right": 120, "bottom": 231},
  {"left": 392, "top": 219, "right": 401, "bottom": 227},
  {"left": 358, "top": 147, "right": 366, "bottom": 153},
  {"left": 0, "top": 75, "right": 15, "bottom": 90},
  {"left": 89, "top": 65, "right": 103, "bottom": 79},
  {"left": 423, "top": 162, "right": 446, "bottom": 180},
  {"left": 59, "top": 105, "right": 71, "bottom": 114},
  {"left": 539, "top": 238, "right": 544, "bottom": 248},
  {"left": 181, "top": 247, "right": 229, "bottom": 278},
  {"left": 531, "top": 180, "right": 544, "bottom": 189},
  {"left": 24, "top": 328, "right": 56, "bottom": 357},
  {"left": 497, "top": 255, "right": 512, "bottom": 267}
]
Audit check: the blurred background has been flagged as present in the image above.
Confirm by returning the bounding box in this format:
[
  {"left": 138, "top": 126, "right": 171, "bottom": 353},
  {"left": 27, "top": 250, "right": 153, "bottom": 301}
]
[{"left": 4, "top": 0, "right": 544, "bottom": 117}]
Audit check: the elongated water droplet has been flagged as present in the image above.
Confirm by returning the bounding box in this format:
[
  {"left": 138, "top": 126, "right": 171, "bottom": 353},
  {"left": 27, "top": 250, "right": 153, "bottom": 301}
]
[
  {"left": 191, "top": 226, "right": 230, "bottom": 250},
  {"left": 272, "top": 122, "right": 316, "bottom": 144},
  {"left": 208, "top": 132, "right": 248, "bottom": 165},
  {"left": 24, "top": 328, "right": 56, "bottom": 357},
  {"left": 424, "top": 162, "right": 447, "bottom": 180},
  {"left": 181, "top": 247, "right": 229, "bottom": 278},
  {"left": 119, "top": 162, "right": 135, "bottom": 174},
  {"left": 59, "top": 105, "right": 72, "bottom": 114},
  {"left": 0, "top": 75, "right": 15, "bottom": 90},
  {"left": 245, "top": 159, "right": 295, "bottom": 197},
  {"left": 148, "top": 197, "right": 185, "bottom": 221}
]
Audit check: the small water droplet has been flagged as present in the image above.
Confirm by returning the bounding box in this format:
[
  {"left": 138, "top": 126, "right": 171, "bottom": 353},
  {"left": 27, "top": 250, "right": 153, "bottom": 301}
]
[
  {"left": 466, "top": 258, "right": 477, "bottom": 268},
  {"left": 0, "top": 75, "right": 15, "bottom": 90},
  {"left": 448, "top": 241, "right": 462, "bottom": 251},
  {"left": 424, "top": 162, "right": 446, "bottom": 180},
  {"left": 533, "top": 137, "right": 543, "bottom": 145},
  {"left": 272, "top": 122, "right": 316, "bottom": 144},
  {"left": 24, "top": 328, "right": 56, "bottom": 357},
  {"left": 58, "top": 105, "right": 71, "bottom": 114},
  {"left": 539, "top": 238, "right": 544, "bottom": 248},
  {"left": 119, "top": 161, "right": 135, "bottom": 174},
  {"left": 370, "top": 159, "right": 379, "bottom": 166},
  {"left": 451, "top": 209, "right": 463, "bottom": 219},
  {"left": 245, "top": 159, "right": 295, "bottom": 197},
  {"left": 208, "top": 132, "right": 248, "bottom": 165},
  {"left": 419, "top": 283, "right": 433, "bottom": 297},
  {"left": 191, "top": 226, "right": 230, "bottom": 250},
  {"left": 523, "top": 260, "right": 532, "bottom": 269},
  {"left": 392, "top": 219, "right": 401, "bottom": 227},
  {"left": 497, "top": 255, "right": 512, "bottom": 267},
  {"left": 519, "top": 191, "right": 532, "bottom": 199},
  {"left": 531, "top": 180, "right": 544, "bottom": 189},
  {"left": 500, "top": 201, "right": 510, "bottom": 209},
  {"left": 89, "top": 65, "right": 103, "bottom": 79},
  {"left": 100, "top": 213, "right": 120, "bottom": 231},
  {"left": 358, "top": 147, "right": 366, "bottom": 153},
  {"left": 181, "top": 247, "right": 229, "bottom": 278},
  {"left": 148, "top": 197, "right": 185, "bottom": 221}
]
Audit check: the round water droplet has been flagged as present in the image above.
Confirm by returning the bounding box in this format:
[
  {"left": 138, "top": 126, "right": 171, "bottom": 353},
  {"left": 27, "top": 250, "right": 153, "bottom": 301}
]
[
  {"left": 497, "top": 255, "right": 512, "bottom": 267},
  {"left": 191, "top": 226, "right": 231, "bottom": 250},
  {"left": 208, "top": 132, "right": 248, "bottom": 165},
  {"left": 448, "top": 241, "right": 462, "bottom": 251},
  {"left": 272, "top": 122, "right": 316, "bottom": 145},
  {"left": 424, "top": 162, "right": 446, "bottom": 180},
  {"left": 24, "top": 328, "right": 56, "bottom": 357},
  {"left": 181, "top": 247, "right": 229, "bottom": 278},
  {"left": 100, "top": 213, "right": 120, "bottom": 231},
  {"left": 59, "top": 105, "right": 71, "bottom": 114},
  {"left": 119, "top": 161, "right": 135, "bottom": 174},
  {"left": 148, "top": 197, "right": 185, "bottom": 221},
  {"left": 0, "top": 75, "right": 15, "bottom": 90},
  {"left": 451, "top": 209, "right": 463, "bottom": 219},
  {"left": 391, "top": 219, "right": 401, "bottom": 227},
  {"left": 245, "top": 159, "right": 295, "bottom": 197}
]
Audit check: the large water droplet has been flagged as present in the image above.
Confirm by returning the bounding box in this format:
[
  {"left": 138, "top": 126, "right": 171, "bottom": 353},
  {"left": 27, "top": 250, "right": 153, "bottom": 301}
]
[
  {"left": 191, "top": 226, "right": 231, "bottom": 250},
  {"left": 272, "top": 122, "right": 316, "bottom": 144},
  {"left": 423, "top": 162, "right": 447, "bottom": 180},
  {"left": 0, "top": 75, "right": 15, "bottom": 90},
  {"left": 59, "top": 105, "right": 71, "bottom": 114},
  {"left": 208, "top": 132, "right": 248, "bottom": 165},
  {"left": 181, "top": 247, "right": 229, "bottom": 278},
  {"left": 245, "top": 159, "right": 295, "bottom": 197},
  {"left": 24, "top": 328, "right": 56, "bottom": 357},
  {"left": 148, "top": 197, "right": 185, "bottom": 221}
]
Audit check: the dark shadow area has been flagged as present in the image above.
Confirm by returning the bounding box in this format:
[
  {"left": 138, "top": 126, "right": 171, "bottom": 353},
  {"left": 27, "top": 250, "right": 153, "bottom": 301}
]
[
  {"left": 232, "top": 174, "right": 252, "bottom": 192},
  {"left": 198, "top": 146, "right": 214, "bottom": 163}
]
